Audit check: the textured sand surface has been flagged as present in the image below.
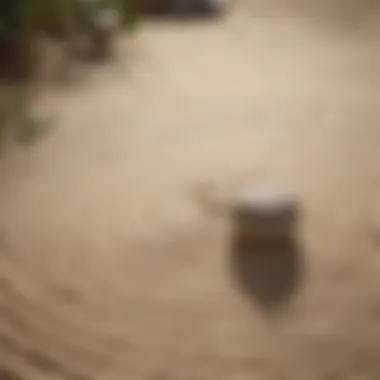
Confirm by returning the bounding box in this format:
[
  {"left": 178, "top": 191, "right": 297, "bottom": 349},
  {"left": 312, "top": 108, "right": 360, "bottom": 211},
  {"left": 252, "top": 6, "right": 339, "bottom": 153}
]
[{"left": 0, "top": 2, "right": 380, "bottom": 379}]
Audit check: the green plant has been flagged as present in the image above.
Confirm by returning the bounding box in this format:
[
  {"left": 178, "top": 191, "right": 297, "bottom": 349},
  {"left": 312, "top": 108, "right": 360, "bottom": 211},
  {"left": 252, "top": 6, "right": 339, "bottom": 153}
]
[
  {"left": 75, "top": 0, "right": 139, "bottom": 32},
  {"left": 0, "top": 0, "right": 72, "bottom": 38},
  {"left": 114, "top": 0, "right": 140, "bottom": 29},
  {"left": 0, "top": 0, "right": 138, "bottom": 39},
  {"left": 0, "top": 96, "right": 51, "bottom": 144},
  {"left": 0, "top": 0, "right": 139, "bottom": 79}
]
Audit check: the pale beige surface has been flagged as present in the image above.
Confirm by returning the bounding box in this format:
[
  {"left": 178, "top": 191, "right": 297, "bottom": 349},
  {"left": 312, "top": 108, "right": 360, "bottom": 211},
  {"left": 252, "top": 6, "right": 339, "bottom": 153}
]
[{"left": 1, "top": 2, "right": 380, "bottom": 379}]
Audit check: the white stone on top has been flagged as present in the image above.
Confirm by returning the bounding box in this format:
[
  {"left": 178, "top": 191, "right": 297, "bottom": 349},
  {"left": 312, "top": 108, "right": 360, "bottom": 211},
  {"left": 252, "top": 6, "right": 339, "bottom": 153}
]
[{"left": 233, "top": 182, "right": 299, "bottom": 220}]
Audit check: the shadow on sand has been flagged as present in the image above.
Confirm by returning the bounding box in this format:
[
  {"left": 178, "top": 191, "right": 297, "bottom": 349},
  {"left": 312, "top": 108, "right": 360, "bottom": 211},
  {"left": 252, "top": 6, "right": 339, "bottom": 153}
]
[
  {"left": 229, "top": 238, "right": 305, "bottom": 313},
  {"left": 142, "top": 10, "right": 225, "bottom": 22}
]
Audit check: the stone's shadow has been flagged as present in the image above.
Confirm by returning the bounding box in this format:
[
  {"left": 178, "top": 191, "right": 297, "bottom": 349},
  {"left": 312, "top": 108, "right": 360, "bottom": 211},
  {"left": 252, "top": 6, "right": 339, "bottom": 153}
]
[
  {"left": 230, "top": 238, "right": 304, "bottom": 313},
  {"left": 143, "top": 11, "right": 223, "bottom": 22},
  {"left": 139, "top": 0, "right": 227, "bottom": 21}
]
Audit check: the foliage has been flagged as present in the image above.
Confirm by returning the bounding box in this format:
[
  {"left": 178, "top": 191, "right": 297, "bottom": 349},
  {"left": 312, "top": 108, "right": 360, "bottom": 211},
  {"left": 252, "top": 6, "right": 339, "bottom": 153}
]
[
  {"left": 0, "top": 0, "right": 138, "bottom": 143},
  {"left": 0, "top": 96, "right": 50, "bottom": 144},
  {"left": 0, "top": 0, "right": 138, "bottom": 40},
  {"left": 115, "top": 0, "right": 140, "bottom": 29}
]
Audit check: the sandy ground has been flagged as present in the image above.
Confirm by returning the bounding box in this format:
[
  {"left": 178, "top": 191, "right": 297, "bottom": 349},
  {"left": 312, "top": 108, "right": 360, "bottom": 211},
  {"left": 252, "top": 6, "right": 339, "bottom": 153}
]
[{"left": 1, "top": 2, "right": 380, "bottom": 379}]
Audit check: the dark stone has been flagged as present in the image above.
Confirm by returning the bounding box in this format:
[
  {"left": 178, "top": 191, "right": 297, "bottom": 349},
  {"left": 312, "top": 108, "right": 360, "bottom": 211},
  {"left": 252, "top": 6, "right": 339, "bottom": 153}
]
[{"left": 231, "top": 183, "right": 300, "bottom": 251}]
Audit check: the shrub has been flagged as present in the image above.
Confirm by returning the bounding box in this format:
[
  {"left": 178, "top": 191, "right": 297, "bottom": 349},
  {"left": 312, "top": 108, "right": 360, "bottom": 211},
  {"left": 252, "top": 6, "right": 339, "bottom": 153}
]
[
  {"left": 0, "top": 95, "right": 50, "bottom": 144},
  {"left": 0, "top": 0, "right": 138, "bottom": 140},
  {"left": 0, "top": 0, "right": 138, "bottom": 40},
  {"left": 0, "top": 0, "right": 139, "bottom": 79}
]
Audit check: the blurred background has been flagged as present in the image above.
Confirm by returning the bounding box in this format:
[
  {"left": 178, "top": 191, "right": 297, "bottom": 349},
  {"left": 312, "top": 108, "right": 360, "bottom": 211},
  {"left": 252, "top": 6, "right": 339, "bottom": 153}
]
[{"left": 0, "top": 0, "right": 380, "bottom": 379}]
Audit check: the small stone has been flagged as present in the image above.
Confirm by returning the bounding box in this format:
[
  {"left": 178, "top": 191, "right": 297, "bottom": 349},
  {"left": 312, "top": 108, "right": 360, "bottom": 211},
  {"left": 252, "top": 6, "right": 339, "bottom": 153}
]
[{"left": 231, "top": 183, "right": 300, "bottom": 251}]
